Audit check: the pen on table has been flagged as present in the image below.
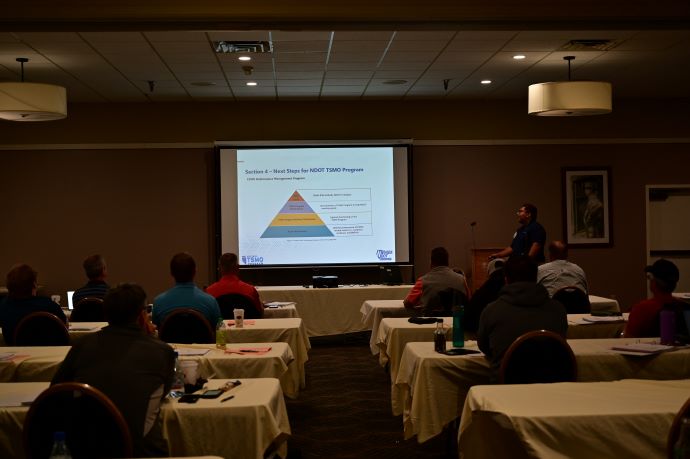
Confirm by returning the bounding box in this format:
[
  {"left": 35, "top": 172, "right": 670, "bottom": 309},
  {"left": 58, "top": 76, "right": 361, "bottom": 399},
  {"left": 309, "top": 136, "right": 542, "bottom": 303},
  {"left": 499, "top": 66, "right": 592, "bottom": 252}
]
[{"left": 221, "top": 395, "right": 235, "bottom": 403}]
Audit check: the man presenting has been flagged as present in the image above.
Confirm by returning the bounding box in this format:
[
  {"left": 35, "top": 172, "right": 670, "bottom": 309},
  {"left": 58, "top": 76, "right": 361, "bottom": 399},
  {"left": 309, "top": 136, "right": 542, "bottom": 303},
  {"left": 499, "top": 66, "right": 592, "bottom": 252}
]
[{"left": 490, "top": 203, "right": 546, "bottom": 263}]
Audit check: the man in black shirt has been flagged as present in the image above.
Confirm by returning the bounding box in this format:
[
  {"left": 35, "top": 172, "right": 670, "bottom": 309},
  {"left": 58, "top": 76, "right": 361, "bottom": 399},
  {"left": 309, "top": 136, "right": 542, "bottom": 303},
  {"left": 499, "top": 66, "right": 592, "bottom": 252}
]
[{"left": 489, "top": 203, "right": 546, "bottom": 263}]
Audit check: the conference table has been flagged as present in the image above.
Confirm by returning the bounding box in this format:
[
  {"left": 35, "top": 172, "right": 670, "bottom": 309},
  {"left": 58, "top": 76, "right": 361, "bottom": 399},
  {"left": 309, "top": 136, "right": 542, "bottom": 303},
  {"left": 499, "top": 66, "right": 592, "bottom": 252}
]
[
  {"left": 263, "top": 303, "right": 300, "bottom": 318},
  {"left": 375, "top": 313, "right": 628, "bottom": 388},
  {"left": 0, "top": 321, "right": 104, "bottom": 346},
  {"left": 0, "top": 346, "right": 69, "bottom": 382},
  {"left": 0, "top": 378, "right": 291, "bottom": 459},
  {"left": 395, "top": 338, "right": 690, "bottom": 443},
  {"left": 459, "top": 379, "right": 690, "bottom": 459},
  {"left": 222, "top": 318, "right": 310, "bottom": 392},
  {"left": 257, "top": 284, "right": 411, "bottom": 336}
]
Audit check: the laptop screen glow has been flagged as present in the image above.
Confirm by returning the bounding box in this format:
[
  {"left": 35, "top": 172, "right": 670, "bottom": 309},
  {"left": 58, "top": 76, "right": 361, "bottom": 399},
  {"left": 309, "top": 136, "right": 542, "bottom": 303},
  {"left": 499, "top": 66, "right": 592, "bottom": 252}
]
[{"left": 67, "top": 291, "right": 75, "bottom": 310}]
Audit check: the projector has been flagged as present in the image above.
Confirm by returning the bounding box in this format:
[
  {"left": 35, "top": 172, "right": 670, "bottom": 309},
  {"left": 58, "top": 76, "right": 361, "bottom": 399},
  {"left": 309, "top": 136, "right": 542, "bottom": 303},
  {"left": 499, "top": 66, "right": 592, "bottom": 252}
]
[{"left": 312, "top": 275, "right": 338, "bottom": 288}]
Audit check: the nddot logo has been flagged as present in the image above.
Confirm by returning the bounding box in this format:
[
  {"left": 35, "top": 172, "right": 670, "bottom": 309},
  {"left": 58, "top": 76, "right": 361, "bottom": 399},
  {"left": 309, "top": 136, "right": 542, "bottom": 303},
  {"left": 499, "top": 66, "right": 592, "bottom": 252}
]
[{"left": 376, "top": 249, "right": 393, "bottom": 261}]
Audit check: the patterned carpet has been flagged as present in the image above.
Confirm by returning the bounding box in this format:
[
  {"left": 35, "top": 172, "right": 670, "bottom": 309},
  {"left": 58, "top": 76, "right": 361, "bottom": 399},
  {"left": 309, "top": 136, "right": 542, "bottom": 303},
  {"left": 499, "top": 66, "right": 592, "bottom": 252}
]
[{"left": 285, "top": 333, "right": 451, "bottom": 458}]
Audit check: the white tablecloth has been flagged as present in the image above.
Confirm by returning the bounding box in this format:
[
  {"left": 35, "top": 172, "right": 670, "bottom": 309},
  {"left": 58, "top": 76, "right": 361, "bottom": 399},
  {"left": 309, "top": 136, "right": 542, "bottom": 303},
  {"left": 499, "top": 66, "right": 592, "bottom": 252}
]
[
  {"left": 459, "top": 379, "right": 690, "bottom": 459},
  {"left": 588, "top": 295, "right": 620, "bottom": 313},
  {"left": 263, "top": 304, "right": 299, "bottom": 319},
  {"left": 0, "top": 346, "right": 70, "bottom": 382},
  {"left": 0, "top": 379, "right": 291, "bottom": 459},
  {"left": 257, "top": 284, "right": 411, "bottom": 336},
  {"left": 566, "top": 313, "right": 628, "bottom": 339},
  {"left": 174, "top": 343, "right": 296, "bottom": 397},
  {"left": 395, "top": 338, "right": 690, "bottom": 443},
  {"left": 0, "top": 322, "right": 104, "bottom": 346},
  {"left": 222, "top": 318, "right": 310, "bottom": 394},
  {"left": 361, "top": 299, "right": 413, "bottom": 353}
]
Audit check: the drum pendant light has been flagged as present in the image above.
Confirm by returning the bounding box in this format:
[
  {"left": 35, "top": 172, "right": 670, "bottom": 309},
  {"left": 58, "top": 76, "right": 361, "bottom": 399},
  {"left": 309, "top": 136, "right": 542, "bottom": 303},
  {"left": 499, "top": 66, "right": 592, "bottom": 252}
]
[
  {"left": 528, "top": 56, "right": 611, "bottom": 116},
  {"left": 0, "top": 58, "right": 67, "bottom": 122}
]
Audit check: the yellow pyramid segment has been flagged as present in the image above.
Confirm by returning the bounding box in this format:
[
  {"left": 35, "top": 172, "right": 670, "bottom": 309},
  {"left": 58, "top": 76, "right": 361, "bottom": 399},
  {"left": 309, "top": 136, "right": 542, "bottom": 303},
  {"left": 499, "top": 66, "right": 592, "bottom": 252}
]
[{"left": 270, "top": 213, "right": 326, "bottom": 226}]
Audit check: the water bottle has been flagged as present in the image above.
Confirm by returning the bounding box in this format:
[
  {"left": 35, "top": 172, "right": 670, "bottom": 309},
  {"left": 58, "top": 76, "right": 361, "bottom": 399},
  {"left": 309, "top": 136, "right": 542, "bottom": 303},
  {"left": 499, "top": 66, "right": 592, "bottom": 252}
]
[
  {"left": 433, "top": 319, "right": 446, "bottom": 353},
  {"left": 49, "top": 431, "right": 72, "bottom": 459},
  {"left": 452, "top": 305, "right": 464, "bottom": 348},
  {"left": 675, "top": 417, "right": 690, "bottom": 459},
  {"left": 661, "top": 307, "right": 676, "bottom": 345},
  {"left": 216, "top": 318, "right": 227, "bottom": 350},
  {"left": 170, "top": 351, "right": 185, "bottom": 396}
]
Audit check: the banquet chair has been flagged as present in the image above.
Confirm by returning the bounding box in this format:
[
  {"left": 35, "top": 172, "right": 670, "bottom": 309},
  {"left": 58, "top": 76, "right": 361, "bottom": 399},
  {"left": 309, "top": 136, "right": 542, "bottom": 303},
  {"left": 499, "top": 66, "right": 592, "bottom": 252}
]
[
  {"left": 23, "top": 382, "right": 133, "bottom": 459},
  {"left": 667, "top": 396, "right": 690, "bottom": 459},
  {"left": 69, "top": 297, "right": 106, "bottom": 322},
  {"left": 552, "top": 286, "right": 591, "bottom": 314},
  {"left": 216, "top": 293, "right": 263, "bottom": 320},
  {"left": 499, "top": 330, "right": 577, "bottom": 384},
  {"left": 159, "top": 308, "right": 215, "bottom": 344},
  {"left": 13, "top": 312, "right": 69, "bottom": 346}
]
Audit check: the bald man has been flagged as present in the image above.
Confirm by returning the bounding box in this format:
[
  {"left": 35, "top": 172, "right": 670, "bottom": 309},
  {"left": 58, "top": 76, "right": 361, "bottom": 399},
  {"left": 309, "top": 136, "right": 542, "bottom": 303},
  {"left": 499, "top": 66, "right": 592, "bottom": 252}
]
[{"left": 536, "top": 241, "right": 588, "bottom": 297}]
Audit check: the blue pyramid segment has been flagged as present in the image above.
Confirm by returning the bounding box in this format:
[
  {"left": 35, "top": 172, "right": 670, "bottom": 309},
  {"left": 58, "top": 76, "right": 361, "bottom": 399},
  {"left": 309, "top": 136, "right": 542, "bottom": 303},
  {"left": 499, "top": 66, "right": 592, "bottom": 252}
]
[{"left": 261, "top": 226, "right": 334, "bottom": 238}]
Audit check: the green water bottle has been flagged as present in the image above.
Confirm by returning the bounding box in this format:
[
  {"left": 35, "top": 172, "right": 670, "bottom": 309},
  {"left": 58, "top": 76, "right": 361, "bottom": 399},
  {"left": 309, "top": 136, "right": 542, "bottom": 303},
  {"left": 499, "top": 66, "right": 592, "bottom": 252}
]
[{"left": 452, "top": 305, "right": 464, "bottom": 348}]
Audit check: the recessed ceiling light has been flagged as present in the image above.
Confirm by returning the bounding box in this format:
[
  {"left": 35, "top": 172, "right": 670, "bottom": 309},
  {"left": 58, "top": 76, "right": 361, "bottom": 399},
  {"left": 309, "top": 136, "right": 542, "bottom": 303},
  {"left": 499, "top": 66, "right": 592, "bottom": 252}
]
[
  {"left": 246, "top": 81, "right": 258, "bottom": 86},
  {"left": 513, "top": 55, "right": 526, "bottom": 60},
  {"left": 238, "top": 56, "right": 251, "bottom": 62},
  {"left": 481, "top": 80, "right": 492, "bottom": 85}
]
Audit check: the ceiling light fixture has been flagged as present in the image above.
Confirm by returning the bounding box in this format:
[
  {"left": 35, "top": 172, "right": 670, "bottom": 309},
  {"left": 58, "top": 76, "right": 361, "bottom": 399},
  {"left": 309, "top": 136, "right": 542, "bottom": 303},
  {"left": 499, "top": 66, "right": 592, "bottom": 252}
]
[
  {"left": 513, "top": 55, "right": 526, "bottom": 60},
  {"left": 481, "top": 80, "right": 492, "bottom": 85},
  {"left": 238, "top": 56, "right": 251, "bottom": 62},
  {"left": 0, "top": 57, "right": 67, "bottom": 122},
  {"left": 246, "top": 81, "right": 258, "bottom": 86},
  {"left": 528, "top": 55, "right": 611, "bottom": 116}
]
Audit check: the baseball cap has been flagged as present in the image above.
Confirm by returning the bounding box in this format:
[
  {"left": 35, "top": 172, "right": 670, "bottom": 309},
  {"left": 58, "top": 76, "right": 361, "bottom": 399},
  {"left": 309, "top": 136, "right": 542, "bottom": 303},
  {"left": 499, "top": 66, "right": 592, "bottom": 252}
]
[{"left": 645, "top": 259, "right": 679, "bottom": 288}]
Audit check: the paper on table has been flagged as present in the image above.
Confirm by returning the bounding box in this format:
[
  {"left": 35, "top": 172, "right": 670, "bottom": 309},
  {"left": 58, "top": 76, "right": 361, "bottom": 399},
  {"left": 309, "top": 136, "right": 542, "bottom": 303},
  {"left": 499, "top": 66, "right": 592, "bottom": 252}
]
[
  {"left": 610, "top": 343, "right": 676, "bottom": 355},
  {"left": 69, "top": 325, "right": 99, "bottom": 331},
  {"left": 581, "top": 316, "right": 626, "bottom": 323},
  {"left": 227, "top": 319, "right": 256, "bottom": 326},
  {"left": 225, "top": 347, "right": 272, "bottom": 355},
  {"left": 175, "top": 348, "right": 210, "bottom": 356},
  {"left": 265, "top": 301, "right": 295, "bottom": 307},
  {"left": 0, "top": 387, "right": 45, "bottom": 407},
  {"left": 0, "top": 353, "right": 16, "bottom": 361}
]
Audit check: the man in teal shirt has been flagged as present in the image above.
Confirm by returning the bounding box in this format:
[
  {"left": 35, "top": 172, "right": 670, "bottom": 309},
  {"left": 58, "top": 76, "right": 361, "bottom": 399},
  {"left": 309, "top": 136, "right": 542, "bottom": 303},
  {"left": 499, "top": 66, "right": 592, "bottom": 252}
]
[{"left": 152, "top": 252, "right": 220, "bottom": 327}]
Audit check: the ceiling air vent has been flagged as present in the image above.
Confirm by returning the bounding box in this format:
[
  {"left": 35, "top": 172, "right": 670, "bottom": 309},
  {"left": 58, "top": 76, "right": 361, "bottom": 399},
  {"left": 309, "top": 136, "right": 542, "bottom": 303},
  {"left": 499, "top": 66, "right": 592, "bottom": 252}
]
[
  {"left": 213, "top": 41, "right": 273, "bottom": 54},
  {"left": 558, "top": 39, "right": 618, "bottom": 51}
]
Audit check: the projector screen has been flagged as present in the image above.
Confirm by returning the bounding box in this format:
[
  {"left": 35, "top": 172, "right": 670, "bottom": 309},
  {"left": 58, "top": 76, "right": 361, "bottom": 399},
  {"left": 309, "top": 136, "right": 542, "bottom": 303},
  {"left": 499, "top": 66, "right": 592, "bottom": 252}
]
[{"left": 218, "top": 143, "right": 411, "bottom": 266}]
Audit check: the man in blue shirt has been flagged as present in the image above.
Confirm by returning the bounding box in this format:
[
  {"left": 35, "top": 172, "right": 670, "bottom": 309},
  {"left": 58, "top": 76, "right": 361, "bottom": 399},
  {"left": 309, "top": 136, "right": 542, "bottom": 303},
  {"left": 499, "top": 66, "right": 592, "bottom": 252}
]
[
  {"left": 72, "top": 254, "right": 110, "bottom": 305},
  {"left": 490, "top": 203, "right": 546, "bottom": 263},
  {"left": 152, "top": 253, "right": 220, "bottom": 328}
]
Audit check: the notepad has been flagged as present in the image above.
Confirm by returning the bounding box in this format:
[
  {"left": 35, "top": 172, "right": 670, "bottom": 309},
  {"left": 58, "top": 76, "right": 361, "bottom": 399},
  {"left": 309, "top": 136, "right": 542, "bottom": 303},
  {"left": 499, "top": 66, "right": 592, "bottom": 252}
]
[
  {"left": 265, "top": 302, "right": 295, "bottom": 308},
  {"left": 611, "top": 343, "right": 676, "bottom": 355},
  {"left": 175, "top": 348, "right": 210, "bottom": 356}
]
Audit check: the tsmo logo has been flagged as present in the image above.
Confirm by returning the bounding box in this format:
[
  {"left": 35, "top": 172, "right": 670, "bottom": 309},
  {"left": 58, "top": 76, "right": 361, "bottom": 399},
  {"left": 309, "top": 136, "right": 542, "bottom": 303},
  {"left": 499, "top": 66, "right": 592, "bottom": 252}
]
[
  {"left": 376, "top": 249, "right": 393, "bottom": 261},
  {"left": 242, "top": 255, "right": 264, "bottom": 265}
]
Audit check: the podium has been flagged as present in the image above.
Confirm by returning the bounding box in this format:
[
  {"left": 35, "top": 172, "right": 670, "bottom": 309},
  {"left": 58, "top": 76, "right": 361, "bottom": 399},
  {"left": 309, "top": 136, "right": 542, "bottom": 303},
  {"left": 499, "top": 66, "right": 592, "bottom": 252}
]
[{"left": 471, "top": 248, "right": 502, "bottom": 292}]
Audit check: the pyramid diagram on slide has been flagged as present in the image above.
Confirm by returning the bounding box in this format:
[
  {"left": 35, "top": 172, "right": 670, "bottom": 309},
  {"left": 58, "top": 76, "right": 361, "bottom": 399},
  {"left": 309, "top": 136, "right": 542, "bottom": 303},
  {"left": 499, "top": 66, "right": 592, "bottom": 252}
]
[{"left": 261, "top": 191, "right": 334, "bottom": 238}]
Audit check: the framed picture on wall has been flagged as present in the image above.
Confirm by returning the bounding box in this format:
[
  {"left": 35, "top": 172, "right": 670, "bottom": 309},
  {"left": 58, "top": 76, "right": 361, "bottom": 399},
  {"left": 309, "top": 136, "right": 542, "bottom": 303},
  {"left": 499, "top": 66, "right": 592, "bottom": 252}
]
[{"left": 562, "top": 167, "right": 612, "bottom": 247}]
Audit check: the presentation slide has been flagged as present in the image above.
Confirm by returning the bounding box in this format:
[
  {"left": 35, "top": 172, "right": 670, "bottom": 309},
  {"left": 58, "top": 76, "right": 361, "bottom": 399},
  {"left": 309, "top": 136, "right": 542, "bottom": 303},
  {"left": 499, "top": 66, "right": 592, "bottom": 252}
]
[
  {"left": 238, "top": 147, "right": 394, "bottom": 265},
  {"left": 218, "top": 144, "right": 410, "bottom": 266}
]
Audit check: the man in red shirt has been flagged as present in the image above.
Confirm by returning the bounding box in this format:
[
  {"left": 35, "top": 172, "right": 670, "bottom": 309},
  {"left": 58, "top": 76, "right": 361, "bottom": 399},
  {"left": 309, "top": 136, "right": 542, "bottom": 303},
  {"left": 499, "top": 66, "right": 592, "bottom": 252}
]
[
  {"left": 625, "top": 259, "right": 680, "bottom": 337},
  {"left": 206, "top": 253, "right": 263, "bottom": 316}
]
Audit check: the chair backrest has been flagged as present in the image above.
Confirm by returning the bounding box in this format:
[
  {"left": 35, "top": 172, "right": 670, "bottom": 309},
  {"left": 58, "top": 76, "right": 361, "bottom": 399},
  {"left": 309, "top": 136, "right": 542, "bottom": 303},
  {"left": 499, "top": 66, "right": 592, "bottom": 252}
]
[
  {"left": 668, "top": 396, "right": 690, "bottom": 459},
  {"left": 23, "top": 382, "right": 133, "bottom": 459},
  {"left": 552, "top": 286, "right": 591, "bottom": 314},
  {"left": 14, "top": 312, "right": 69, "bottom": 346},
  {"left": 69, "top": 297, "right": 106, "bottom": 322},
  {"left": 425, "top": 288, "right": 467, "bottom": 317},
  {"left": 215, "top": 293, "right": 263, "bottom": 320},
  {"left": 158, "top": 308, "right": 215, "bottom": 344},
  {"left": 499, "top": 330, "right": 577, "bottom": 384}
]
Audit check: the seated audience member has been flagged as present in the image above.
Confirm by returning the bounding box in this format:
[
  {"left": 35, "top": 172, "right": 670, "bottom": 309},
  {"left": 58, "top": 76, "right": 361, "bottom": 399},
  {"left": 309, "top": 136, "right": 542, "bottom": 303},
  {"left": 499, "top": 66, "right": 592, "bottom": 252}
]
[
  {"left": 206, "top": 253, "right": 263, "bottom": 315},
  {"left": 537, "top": 241, "right": 588, "bottom": 297},
  {"left": 478, "top": 255, "right": 567, "bottom": 381},
  {"left": 0, "top": 264, "right": 66, "bottom": 345},
  {"left": 72, "top": 254, "right": 110, "bottom": 305},
  {"left": 52, "top": 283, "right": 174, "bottom": 457},
  {"left": 465, "top": 258, "right": 505, "bottom": 334},
  {"left": 404, "top": 247, "right": 468, "bottom": 316},
  {"left": 625, "top": 259, "right": 680, "bottom": 338},
  {"left": 152, "top": 252, "right": 221, "bottom": 327}
]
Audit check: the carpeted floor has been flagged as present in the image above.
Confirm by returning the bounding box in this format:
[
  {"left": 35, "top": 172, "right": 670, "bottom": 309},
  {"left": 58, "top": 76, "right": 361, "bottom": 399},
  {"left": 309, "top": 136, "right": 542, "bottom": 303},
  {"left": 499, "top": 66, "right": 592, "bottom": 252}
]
[{"left": 284, "top": 333, "right": 452, "bottom": 458}]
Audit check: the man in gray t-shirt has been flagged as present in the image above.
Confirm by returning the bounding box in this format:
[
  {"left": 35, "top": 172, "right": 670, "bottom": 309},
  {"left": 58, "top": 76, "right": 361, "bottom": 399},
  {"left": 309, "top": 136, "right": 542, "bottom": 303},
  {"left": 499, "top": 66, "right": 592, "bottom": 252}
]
[{"left": 537, "top": 241, "right": 588, "bottom": 297}]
